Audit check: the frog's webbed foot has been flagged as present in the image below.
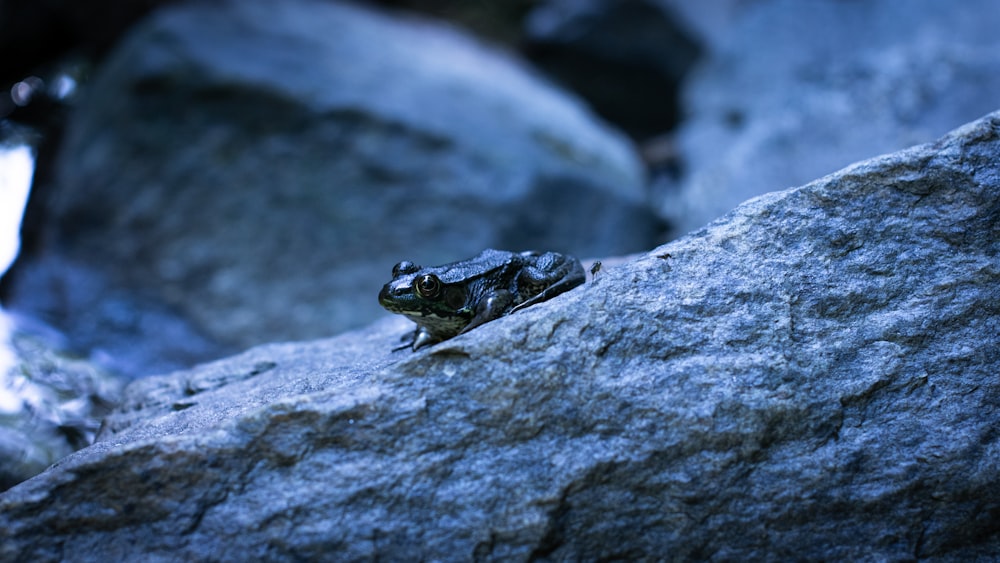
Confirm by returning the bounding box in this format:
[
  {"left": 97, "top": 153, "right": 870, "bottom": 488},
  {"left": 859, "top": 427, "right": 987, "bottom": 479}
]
[
  {"left": 412, "top": 326, "right": 445, "bottom": 351},
  {"left": 394, "top": 327, "right": 441, "bottom": 351},
  {"left": 392, "top": 328, "right": 418, "bottom": 352}
]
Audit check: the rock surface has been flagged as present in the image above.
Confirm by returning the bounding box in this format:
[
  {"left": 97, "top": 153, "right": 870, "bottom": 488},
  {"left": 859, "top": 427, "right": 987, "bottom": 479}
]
[
  {"left": 5, "top": 0, "right": 655, "bottom": 377},
  {"left": 3, "top": 109, "right": 999, "bottom": 560},
  {"left": 661, "top": 0, "right": 1000, "bottom": 237}
]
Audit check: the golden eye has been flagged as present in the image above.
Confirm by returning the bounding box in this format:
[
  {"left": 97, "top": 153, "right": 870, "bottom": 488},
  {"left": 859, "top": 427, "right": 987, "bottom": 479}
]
[{"left": 415, "top": 274, "right": 441, "bottom": 298}]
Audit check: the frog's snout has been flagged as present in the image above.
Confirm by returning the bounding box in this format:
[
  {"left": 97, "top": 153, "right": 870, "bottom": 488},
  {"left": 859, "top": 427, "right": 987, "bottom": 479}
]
[{"left": 379, "top": 279, "right": 412, "bottom": 309}]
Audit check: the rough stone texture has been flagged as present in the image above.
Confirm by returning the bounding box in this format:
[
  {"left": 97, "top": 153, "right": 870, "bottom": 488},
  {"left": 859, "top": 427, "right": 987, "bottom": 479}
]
[
  {"left": 0, "top": 310, "right": 124, "bottom": 492},
  {"left": 661, "top": 0, "right": 1000, "bottom": 238},
  {"left": 2, "top": 111, "right": 999, "bottom": 560},
  {"left": 5, "top": 0, "right": 654, "bottom": 377}
]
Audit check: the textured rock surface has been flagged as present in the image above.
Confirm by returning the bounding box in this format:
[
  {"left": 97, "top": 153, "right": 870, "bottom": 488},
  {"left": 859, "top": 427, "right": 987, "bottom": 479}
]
[
  {"left": 2, "top": 110, "right": 998, "bottom": 560},
  {"left": 661, "top": 0, "right": 1000, "bottom": 237},
  {"left": 5, "top": 0, "right": 654, "bottom": 376}
]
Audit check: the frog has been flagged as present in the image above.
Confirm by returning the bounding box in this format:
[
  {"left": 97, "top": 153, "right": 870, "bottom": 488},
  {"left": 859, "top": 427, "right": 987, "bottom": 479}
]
[{"left": 378, "top": 249, "right": 586, "bottom": 351}]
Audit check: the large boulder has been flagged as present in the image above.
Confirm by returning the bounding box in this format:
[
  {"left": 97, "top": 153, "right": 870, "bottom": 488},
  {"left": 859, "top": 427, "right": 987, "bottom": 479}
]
[
  {"left": 5, "top": 0, "right": 654, "bottom": 376},
  {"left": 661, "top": 0, "right": 1000, "bottom": 237},
  {"left": 2, "top": 109, "right": 998, "bottom": 560}
]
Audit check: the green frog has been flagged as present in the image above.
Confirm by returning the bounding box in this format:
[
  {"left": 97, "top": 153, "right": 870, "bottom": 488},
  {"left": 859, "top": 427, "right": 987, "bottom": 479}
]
[{"left": 378, "top": 249, "right": 586, "bottom": 350}]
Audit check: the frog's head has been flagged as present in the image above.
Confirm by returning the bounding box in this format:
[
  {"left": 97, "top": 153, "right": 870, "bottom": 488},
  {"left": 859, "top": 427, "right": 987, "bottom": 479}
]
[{"left": 378, "top": 260, "right": 472, "bottom": 325}]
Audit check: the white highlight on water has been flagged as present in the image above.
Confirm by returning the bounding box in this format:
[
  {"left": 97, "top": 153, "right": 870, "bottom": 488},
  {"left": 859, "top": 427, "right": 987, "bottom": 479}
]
[
  {"left": 0, "top": 145, "right": 33, "bottom": 276},
  {"left": 0, "top": 144, "right": 34, "bottom": 401}
]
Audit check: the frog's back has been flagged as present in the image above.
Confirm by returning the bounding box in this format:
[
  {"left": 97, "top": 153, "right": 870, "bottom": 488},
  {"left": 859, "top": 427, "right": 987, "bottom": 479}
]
[{"left": 433, "top": 249, "right": 520, "bottom": 284}]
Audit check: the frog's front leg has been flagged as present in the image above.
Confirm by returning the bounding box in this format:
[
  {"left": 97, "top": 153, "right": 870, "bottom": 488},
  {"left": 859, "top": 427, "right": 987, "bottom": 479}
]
[
  {"left": 396, "top": 325, "right": 446, "bottom": 351},
  {"left": 458, "top": 290, "right": 513, "bottom": 334},
  {"left": 411, "top": 326, "right": 442, "bottom": 350}
]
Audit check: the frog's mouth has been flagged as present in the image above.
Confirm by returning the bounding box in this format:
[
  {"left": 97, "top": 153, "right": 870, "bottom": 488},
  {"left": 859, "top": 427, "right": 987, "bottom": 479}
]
[{"left": 401, "top": 309, "right": 454, "bottom": 320}]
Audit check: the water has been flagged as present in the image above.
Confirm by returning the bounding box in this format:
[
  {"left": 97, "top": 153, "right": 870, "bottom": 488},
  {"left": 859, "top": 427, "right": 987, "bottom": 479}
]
[
  {"left": 0, "top": 144, "right": 34, "bottom": 384},
  {"left": 0, "top": 144, "right": 33, "bottom": 277}
]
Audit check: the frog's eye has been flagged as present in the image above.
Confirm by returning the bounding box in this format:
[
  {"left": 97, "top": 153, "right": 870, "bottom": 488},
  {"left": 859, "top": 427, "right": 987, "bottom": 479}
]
[
  {"left": 393, "top": 261, "right": 420, "bottom": 277},
  {"left": 415, "top": 274, "right": 441, "bottom": 298}
]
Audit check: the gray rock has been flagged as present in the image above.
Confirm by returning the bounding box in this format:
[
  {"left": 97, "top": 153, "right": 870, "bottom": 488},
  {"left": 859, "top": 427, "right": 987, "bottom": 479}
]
[
  {"left": 661, "top": 0, "right": 1000, "bottom": 238},
  {"left": 6, "top": 0, "right": 654, "bottom": 376},
  {"left": 3, "top": 110, "right": 999, "bottom": 560}
]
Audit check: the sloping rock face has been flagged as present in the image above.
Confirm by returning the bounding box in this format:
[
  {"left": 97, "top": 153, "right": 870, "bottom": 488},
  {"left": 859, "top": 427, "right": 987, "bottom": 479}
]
[
  {"left": 661, "top": 0, "right": 1000, "bottom": 237},
  {"left": 5, "top": 0, "right": 653, "bottom": 376},
  {"left": 2, "top": 112, "right": 999, "bottom": 560}
]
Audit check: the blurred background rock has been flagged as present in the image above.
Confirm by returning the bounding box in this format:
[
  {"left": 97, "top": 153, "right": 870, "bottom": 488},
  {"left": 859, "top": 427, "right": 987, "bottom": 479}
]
[
  {"left": 656, "top": 0, "right": 1000, "bottom": 236},
  {"left": 1, "top": 0, "right": 667, "bottom": 380}
]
